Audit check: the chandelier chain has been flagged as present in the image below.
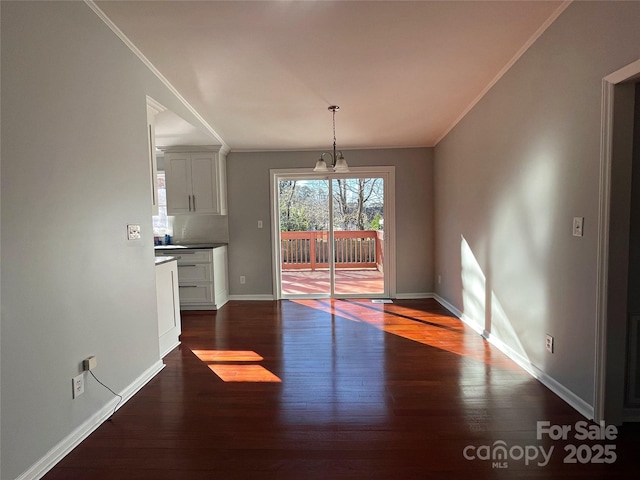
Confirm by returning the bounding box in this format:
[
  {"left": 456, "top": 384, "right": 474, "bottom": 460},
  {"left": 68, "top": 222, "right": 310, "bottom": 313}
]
[
  {"left": 333, "top": 108, "right": 336, "bottom": 146},
  {"left": 333, "top": 108, "right": 337, "bottom": 154}
]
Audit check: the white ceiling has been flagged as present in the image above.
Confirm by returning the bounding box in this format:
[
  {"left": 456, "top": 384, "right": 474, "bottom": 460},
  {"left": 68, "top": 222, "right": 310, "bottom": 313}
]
[
  {"left": 95, "top": 0, "right": 566, "bottom": 151},
  {"left": 153, "top": 109, "right": 218, "bottom": 148}
]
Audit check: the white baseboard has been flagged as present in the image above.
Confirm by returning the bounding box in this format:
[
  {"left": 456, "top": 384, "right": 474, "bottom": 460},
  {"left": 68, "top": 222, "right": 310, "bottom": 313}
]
[
  {"left": 432, "top": 294, "right": 485, "bottom": 335},
  {"left": 228, "top": 294, "right": 275, "bottom": 301},
  {"left": 180, "top": 305, "right": 217, "bottom": 311},
  {"left": 394, "top": 292, "right": 435, "bottom": 299},
  {"left": 533, "top": 370, "right": 594, "bottom": 420},
  {"left": 482, "top": 329, "right": 594, "bottom": 420},
  {"left": 431, "top": 293, "right": 462, "bottom": 317},
  {"left": 18, "top": 360, "right": 165, "bottom": 480},
  {"left": 159, "top": 339, "right": 181, "bottom": 359},
  {"left": 231, "top": 293, "right": 435, "bottom": 301},
  {"left": 432, "top": 294, "right": 595, "bottom": 420}
]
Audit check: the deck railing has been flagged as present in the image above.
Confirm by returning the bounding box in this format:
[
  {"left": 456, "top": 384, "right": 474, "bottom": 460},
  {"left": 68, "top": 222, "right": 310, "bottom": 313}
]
[{"left": 281, "top": 230, "right": 383, "bottom": 270}]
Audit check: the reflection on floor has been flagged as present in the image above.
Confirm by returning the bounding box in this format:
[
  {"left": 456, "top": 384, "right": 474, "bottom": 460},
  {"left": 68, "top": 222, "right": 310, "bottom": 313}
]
[{"left": 43, "top": 299, "right": 640, "bottom": 479}]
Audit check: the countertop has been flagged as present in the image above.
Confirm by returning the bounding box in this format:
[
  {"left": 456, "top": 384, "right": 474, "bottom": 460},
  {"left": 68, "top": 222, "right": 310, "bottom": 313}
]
[
  {"left": 155, "top": 255, "right": 179, "bottom": 266},
  {"left": 154, "top": 243, "right": 227, "bottom": 251}
]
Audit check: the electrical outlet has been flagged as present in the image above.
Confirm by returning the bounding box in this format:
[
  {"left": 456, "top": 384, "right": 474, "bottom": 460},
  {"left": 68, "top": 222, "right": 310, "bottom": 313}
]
[
  {"left": 240, "top": 276, "right": 246, "bottom": 284},
  {"left": 127, "top": 224, "right": 141, "bottom": 240},
  {"left": 545, "top": 334, "right": 554, "bottom": 353},
  {"left": 83, "top": 356, "right": 97, "bottom": 371},
  {"left": 257, "top": 220, "right": 263, "bottom": 229},
  {"left": 72, "top": 373, "right": 84, "bottom": 398}
]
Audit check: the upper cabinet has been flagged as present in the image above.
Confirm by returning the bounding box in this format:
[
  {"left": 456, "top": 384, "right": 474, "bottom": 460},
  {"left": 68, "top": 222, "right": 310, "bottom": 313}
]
[
  {"left": 164, "top": 145, "right": 228, "bottom": 215},
  {"left": 146, "top": 97, "right": 166, "bottom": 216}
]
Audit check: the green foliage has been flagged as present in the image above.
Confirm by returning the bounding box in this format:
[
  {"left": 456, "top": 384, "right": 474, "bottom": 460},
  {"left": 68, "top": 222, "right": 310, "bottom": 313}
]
[
  {"left": 369, "top": 213, "right": 383, "bottom": 230},
  {"left": 280, "top": 206, "right": 310, "bottom": 232}
]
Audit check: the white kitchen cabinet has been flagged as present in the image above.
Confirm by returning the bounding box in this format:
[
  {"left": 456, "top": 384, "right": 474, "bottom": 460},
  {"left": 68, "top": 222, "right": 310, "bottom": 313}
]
[
  {"left": 164, "top": 146, "right": 227, "bottom": 215},
  {"left": 157, "top": 246, "right": 229, "bottom": 310},
  {"left": 212, "top": 245, "right": 229, "bottom": 308},
  {"left": 155, "top": 258, "right": 181, "bottom": 357}
]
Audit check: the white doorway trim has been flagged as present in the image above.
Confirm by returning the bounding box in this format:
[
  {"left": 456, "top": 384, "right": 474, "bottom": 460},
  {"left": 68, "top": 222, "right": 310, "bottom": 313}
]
[
  {"left": 595, "top": 58, "right": 640, "bottom": 423},
  {"left": 270, "top": 166, "right": 396, "bottom": 300}
]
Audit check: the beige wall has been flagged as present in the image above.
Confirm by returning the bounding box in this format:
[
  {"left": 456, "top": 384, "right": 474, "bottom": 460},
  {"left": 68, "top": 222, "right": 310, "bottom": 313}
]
[
  {"left": 1, "top": 2, "right": 216, "bottom": 478},
  {"left": 434, "top": 0, "right": 640, "bottom": 414},
  {"left": 227, "top": 148, "right": 434, "bottom": 297}
]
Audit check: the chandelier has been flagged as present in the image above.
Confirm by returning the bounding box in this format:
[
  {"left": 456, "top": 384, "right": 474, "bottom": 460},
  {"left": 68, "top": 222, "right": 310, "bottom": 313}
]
[{"left": 313, "top": 105, "right": 349, "bottom": 172}]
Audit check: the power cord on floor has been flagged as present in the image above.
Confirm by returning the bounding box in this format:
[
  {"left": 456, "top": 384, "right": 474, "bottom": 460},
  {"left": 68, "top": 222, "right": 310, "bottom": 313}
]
[{"left": 89, "top": 370, "right": 123, "bottom": 421}]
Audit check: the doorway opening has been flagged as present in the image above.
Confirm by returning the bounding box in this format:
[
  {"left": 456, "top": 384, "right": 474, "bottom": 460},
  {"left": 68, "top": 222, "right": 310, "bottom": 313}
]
[{"left": 595, "top": 59, "right": 640, "bottom": 424}]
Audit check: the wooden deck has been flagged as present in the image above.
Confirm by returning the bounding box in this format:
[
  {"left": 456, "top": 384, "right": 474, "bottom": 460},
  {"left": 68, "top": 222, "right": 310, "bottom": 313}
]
[
  {"left": 43, "top": 299, "right": 640, "bottom": 479},
  {"left": 281, "top": 268, "right": 384, "bottom": 295}
]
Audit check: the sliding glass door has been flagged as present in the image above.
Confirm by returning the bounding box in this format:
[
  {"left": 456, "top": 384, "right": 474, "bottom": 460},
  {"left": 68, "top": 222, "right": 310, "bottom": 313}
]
[
  {"left": 279, "top": 178, "right": 331, "bottom": 296},
  {"left": 332, "top": 177, "right": 384, "bottom": 296},
  {"left": 274, "top": 170, "right": 390, "bottom": 299}
]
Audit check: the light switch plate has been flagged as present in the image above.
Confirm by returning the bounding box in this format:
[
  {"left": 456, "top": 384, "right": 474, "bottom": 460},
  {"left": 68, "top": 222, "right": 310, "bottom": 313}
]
[
  {"left": 572, "top": 217, "right": 584, "bottom": 237},
  {"left": 127, "top": 224, "right": 141, "bottom": 240}
]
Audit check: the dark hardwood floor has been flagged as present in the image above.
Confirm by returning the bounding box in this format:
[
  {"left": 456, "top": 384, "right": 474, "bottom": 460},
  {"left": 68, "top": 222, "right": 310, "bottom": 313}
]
[{"left": 44, "top": 299, "right": 640, "bottom": 479}]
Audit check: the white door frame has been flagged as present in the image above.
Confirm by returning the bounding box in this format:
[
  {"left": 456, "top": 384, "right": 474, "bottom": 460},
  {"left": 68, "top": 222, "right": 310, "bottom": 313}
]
[
  {"left": 594, "top": 59, "right": 640, "bottom": 423},
  {"left": 270, "top": 166, "right": 396, "bottom": 300}
]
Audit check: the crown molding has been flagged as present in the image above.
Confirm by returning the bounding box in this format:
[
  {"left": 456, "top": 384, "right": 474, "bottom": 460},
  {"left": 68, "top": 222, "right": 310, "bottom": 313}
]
[
  {"left": 230, "top": 144, "right": 431, "bottom": 154},
  {"left": 161, "top": 145, "right": 225, "bottom": 154},
  {"left": 146, "top": 96, "right": 167, "bottom": 116},
  {"left": 84, "top": 0, "right": 229, "bottom": 152},
  {"left": 433, "top": 0, "right": 573, "bottom": 146}
]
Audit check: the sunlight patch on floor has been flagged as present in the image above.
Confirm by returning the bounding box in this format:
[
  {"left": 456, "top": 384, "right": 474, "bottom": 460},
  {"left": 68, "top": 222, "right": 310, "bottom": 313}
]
[
  {"left": 192, "top": 350, "right": 264, "bottom": 362},
  {"left": 291, "top": 299, "right": 521, "bottom": 370},
  {"left": 209, "top": 364, "right": 282, "bottom": 383},
  {"left": 190, "top": 349, "right": 281, "bottom": 382}
]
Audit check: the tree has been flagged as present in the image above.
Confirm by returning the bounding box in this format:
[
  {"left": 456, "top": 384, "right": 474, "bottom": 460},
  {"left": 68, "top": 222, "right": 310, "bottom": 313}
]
[
  {"left": 279, "top": 180, "right": 329, "bottom": 231},
  {"left": 279, "top": 180, "right": 298, "bottom": 231},
  {"left": 333, "top": 178, "right": 382, "bottom": 230},
  {"left": 279, "top": 178, "right": 382, "bottom": 231}
]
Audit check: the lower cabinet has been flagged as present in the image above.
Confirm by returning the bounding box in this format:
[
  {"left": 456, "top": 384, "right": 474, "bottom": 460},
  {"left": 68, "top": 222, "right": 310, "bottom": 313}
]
[
  {"left": 155, "top": 259, "right": 181, "bottom": 358},
  {"left": 159, "top": 246, "right": 229, "bottom": 310}
]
